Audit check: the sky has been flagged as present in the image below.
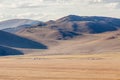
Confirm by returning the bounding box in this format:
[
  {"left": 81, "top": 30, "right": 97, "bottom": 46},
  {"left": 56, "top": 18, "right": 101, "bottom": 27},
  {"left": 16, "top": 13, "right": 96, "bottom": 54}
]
[{"left": 0, "top": 0, "right": 120, "bottom": 21}]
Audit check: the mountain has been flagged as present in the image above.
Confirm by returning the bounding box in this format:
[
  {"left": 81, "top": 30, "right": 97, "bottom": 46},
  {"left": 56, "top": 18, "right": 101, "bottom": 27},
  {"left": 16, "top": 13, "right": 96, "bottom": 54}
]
[
  {"left": 12, "top": 15, "right": 120, "bottom": 54},
  {"left": 1, "top": 19, "right": 45, "bottom": 33},
  {"left": 2, "top": 15, "right": 120, "bottom": 54},
  {"left": 54, "top": 15, "right": 120, "bottom": 34},
  {"left": 14, "top": 15, "right": 120, "bottom": 40}
]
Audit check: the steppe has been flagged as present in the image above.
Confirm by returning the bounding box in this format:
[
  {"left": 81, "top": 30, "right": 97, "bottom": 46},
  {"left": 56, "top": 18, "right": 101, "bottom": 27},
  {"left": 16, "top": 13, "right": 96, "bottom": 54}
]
[{"left": 0, "top": 53, "right": 120, "bottom": 80}]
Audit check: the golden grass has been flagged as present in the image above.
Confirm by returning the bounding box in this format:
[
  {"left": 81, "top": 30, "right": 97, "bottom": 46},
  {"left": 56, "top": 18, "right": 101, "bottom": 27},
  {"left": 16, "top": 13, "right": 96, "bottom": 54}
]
[{"left": 0, "top": 53, "right": 120, "bottom": 80}]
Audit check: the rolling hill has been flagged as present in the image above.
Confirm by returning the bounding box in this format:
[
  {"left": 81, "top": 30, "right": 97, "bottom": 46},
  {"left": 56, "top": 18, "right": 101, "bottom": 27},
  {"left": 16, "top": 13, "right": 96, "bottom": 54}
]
[
  {"left": 2, "top": 15, "right": 120, "bottom": 55},
  {"left": 13, "top": 15, "right": 120, "bottom": 40}
]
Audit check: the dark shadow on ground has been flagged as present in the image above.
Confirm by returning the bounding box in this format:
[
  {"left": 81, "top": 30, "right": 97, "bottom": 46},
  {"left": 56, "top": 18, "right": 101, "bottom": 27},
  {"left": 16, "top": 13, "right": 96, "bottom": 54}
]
[
  {"left": 0, "top": 46, "right": 23, "bottom": 56},
  {"left": 0, "top": 30, "right": 47, "bottom": 49}
]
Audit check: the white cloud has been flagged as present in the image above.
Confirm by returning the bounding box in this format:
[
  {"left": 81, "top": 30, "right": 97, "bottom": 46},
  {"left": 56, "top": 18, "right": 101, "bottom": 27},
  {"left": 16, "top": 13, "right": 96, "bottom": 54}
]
[
  {"left": 0, "top": 0, "right": 75, "bottom": 9},
  {"left": 89, "top": 0, "right": 120, "bottom": 3},
  {"left": 105, "top": 3, "right": 118, "bottom": 8},
  {"left": 89, "top": 0, "right": 120, "bottom": 9},
  {"left": 16, "top": 13, "right": 47, "bottom": 19},
  {"left": 102, "top": 0, "right": 120, "bottom": 3},
  {"left": 0, "top": 0, "right": 120, "bottom": 22}
]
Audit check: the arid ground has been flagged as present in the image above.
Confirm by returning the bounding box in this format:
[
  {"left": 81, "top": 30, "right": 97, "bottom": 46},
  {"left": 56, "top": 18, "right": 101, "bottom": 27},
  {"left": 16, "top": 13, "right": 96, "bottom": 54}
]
[{"left": 0, "top": 53, "right": 120, "bottom": 80}]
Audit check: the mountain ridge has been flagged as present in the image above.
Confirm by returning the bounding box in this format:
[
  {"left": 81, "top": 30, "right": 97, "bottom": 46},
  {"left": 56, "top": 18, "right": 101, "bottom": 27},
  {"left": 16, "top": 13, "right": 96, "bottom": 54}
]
[
  {"left": 1, "top": 15, "right": 120, "bottom": 55},
  {"left": 1, "top": 19, "right": 44, "bottom": 33},
  {"left": 8, "top": 15, "right": 120, "bottom": 41}
]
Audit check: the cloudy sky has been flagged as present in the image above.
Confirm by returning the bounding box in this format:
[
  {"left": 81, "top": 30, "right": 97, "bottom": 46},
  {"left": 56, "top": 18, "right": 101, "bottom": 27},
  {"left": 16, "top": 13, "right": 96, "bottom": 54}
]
[{"left": 0, "top": 0, "right": 120, "bottom": 21}]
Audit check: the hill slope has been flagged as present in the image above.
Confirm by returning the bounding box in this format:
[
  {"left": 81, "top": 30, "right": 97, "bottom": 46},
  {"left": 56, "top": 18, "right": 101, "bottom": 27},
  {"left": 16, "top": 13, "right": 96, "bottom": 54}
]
[
  {"left": 0, "top": 46, "right": 23, "bottom": 56},
  {"left": 13, "top": 15, "right": 120, "bottom": 54},
  {"left": 0, "top": 30, "right": 47, "bottom": 49},
  {"left": 2, "top": 15, "right": 120, "bottom": 54},
  {"left": 15, "top": 15, "right": 120, "bottom": 40},
  {"left": 50, "top": 15, "right": 120, "bottom": 34}
]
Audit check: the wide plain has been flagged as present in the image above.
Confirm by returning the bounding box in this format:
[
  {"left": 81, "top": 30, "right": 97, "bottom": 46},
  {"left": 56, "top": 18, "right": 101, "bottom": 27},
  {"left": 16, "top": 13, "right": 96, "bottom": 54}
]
[{"left": 0, "top": 53, "right": 120, "bottom": 80}]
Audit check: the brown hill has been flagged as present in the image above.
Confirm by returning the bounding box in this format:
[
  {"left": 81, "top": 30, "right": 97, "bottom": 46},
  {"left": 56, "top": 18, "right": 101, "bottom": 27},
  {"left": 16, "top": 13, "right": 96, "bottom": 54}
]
[
  {"left": 16, "top": 15, "right": 120, "bottom": 40},
  {"left": 13, "top": 15, "right": 120, "bottom": 54},
  {"left": 41, "top": 31, "right": 120, "bottom": 55}
]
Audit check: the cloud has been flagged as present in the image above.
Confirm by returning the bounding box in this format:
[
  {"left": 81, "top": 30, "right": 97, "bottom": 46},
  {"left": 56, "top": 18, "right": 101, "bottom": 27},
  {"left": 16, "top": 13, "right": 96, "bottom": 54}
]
[
  {"left": 0, "top": 0, "right": 75, "bottom": 21},
  {"left": 0, "top": 3, "right": 19, "bottom": 9},
  {"left": 16, "top": 13, "right": 47, "bottom": 19},
  {"left": 89, "top": 0, "right": 120, "bottom": 9},
  {"left": 89, "top": 0, "right": 120, "bottom": 3},
  {"left": 14, "top": 3, "right": 42, "bottom": 8},
  {"left": 0, "top": 0, "right": 42, "bottom": 9},
  {"left": 0, "top": 0, "right": 120, "bottom": 22},
  {"left": 0, "top": 11, "right": 49, "bottom": 21},
  {"left": 101, "top": 0, "right": 120, "bottom": 3},
  {"left": 0, "top": 0, "right": 75, "bottom": 9}
]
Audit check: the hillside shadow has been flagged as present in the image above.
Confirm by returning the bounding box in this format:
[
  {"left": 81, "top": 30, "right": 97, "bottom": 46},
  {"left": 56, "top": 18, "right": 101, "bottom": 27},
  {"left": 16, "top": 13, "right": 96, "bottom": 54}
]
[
  {"left": 0, "top": 46, "right": 23, "bottom": 56},
  {"left": 0, "top": 31, "right": 47, "bottom": 49},
  {"left": 87, "top": 22, "right": 117, "bottom": 33}
]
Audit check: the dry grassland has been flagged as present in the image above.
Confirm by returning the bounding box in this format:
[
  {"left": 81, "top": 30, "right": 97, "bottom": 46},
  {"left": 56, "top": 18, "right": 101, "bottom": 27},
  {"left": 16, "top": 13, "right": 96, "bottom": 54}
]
[{"left": 0, "top": 53, "right": 120, "bottom": 80}]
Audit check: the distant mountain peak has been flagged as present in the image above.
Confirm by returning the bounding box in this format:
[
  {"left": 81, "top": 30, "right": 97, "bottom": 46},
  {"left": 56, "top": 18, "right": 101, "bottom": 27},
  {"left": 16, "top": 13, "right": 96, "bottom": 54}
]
[
  {"left": 2, "top": 15, "right": 120, "bottom": 40},
  {"left": 56, "top": 15, "right": 82, "bottom": 22},
  {"left": 0, "top": 19, "right": 42, "bottom": 29},
  {"left": 2, "top": 19, "right": 45, "bottom": 33},
  {"left": 56, "top": 15, "right": 120, "bottom": 23}
]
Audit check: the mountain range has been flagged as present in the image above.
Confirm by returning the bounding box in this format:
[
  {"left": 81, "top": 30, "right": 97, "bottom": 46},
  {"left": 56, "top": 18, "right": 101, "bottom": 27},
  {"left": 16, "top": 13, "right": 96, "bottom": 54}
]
[
  {"left": 1, "top": 15, "right": 120, "bottom": 55},
  {"left": 2, "top": 19, "right": 45, "bottom": 32}
]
